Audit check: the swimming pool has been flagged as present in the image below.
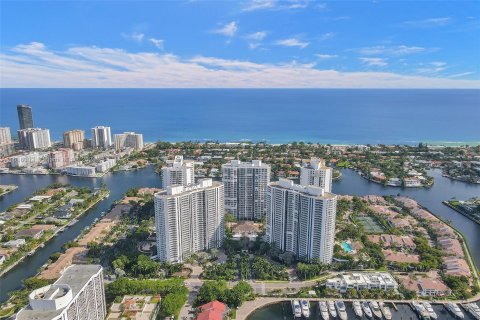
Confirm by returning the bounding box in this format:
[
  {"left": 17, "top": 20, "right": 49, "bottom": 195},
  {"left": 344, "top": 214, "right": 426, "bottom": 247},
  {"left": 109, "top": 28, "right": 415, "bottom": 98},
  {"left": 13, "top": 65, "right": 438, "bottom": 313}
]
[{"left": 341, "top": 241, "right": 353, "bottom": 253}]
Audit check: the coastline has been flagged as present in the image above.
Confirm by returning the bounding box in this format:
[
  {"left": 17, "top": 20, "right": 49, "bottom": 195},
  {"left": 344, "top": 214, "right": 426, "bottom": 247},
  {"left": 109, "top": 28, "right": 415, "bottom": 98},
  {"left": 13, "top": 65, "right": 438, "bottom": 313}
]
[{"left": 442, "top": 201, "right": 480, "bottom": 226}]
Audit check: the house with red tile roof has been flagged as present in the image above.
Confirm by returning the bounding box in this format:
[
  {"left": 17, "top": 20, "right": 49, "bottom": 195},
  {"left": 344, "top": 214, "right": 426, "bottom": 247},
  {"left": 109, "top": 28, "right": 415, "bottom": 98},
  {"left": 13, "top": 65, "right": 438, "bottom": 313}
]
[{"left": 197, "top": 301, "right": 228, "bottom": 320}]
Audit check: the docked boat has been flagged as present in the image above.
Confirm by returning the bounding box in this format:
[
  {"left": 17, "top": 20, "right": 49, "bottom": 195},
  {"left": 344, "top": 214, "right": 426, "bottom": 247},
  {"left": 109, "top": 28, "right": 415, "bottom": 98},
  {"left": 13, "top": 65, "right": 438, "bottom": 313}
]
[
  {"left": 362, "top": 301, "right": 373, "bottom": 319},
  {"left": 464, "top": 303, "right": 480, "bottom": 320},
  {"left": 379, "top": 302, "right": 392, "bottom": 320},
  {"left": 300, "top": 299, "right": 310, "bottom": 318},
  {"left": 318, "top": 301, "right": 330, "bottom": 320},
  {"left": 422, "top": 302, "right": 437, "bottom": 319},
  {"left": 412, "top": 301, "right": 431, "bottom": 320},
  {"left": 327, "top": 301, "right": 337, "bottom": 318},
  {"left": 291, "top": 300, "right": 302, "bottom": 318},
  {"left": 368, "top": 301, "right": 383, "bottom": 319},
  {"left": 353, "top": 301, "right": 363, "bottom": 318},
  {"left": 446, "top": 302, "right": 465, "bottom": 319},
  {"left": 335, "top": 300, "right": 348, "bottom": 320}
]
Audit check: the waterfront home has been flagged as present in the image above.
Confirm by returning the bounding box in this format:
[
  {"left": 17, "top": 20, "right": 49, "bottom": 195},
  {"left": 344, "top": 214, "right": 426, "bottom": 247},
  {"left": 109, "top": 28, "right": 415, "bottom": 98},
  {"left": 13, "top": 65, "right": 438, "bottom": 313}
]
[
  {"left": 404, "top": 177, "right": 423, "bottom": 187},
  {"left": 326, "top": 272, "right": 398, "bottom": 293},
  {"left": 399, "top": 276, "right": 452, "bottom": 297},
  {"left": 395, "top": 196, "right": 418, "bottom": 209},
  {"left": 197, "top": 300, "right": 229, "bottom": 320},
  {"left": 15, "top": 227, "right": 44, "bottom": 240},
  {"left": 431, "top": 222, "right": 456, "bottom": 237},
  {"left": 437, "top": 237, "right": 464, "bottom": 257},
  {"left": 0, "top": 254, "right": 6, "bottom": 265},
  {"left": 411, "top": 208, "right": 439, "bottom": 222},
  {"left": 370, "top": 205, "right": 399, "bottom": 218},
  {"left": 363, "top": 195, "right": 388, "bottom": 204},
  {"left": 3, "top": 239, "right": 26, "bottom": 248},
  {"left": 443, "top": 257, "right": 471, "bottom": 277}
]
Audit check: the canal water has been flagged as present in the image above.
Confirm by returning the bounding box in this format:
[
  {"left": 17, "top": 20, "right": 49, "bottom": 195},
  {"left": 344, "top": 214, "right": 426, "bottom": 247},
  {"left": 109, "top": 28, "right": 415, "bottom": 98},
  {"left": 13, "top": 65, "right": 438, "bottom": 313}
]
[
  {"left": 0, "top": 167, "right": 479, "bottom": 307},
  {"left": 248, "top": 301, "right": 479, "bottom": 320},
  {"left": 0, "top": 166, "right": 161, "bottom": 302}
]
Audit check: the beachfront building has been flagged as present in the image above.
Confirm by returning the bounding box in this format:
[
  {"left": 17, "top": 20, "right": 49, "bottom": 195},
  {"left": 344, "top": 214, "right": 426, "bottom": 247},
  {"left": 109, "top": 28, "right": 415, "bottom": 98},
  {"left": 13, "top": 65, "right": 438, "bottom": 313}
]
[
  {"left": 16, "top": 264, "right": 106, "bottom": 320},
  {"left": 222, "top": 159, "right": 271, "bottom": 220},
  {"left": 161, "top": 155, "right": 195, "bottom": 188},
  {"left": 96, "top": 158, "right": 116, "bottom": 173},
  {"left": 300, "top": 158, "right": 333, "bottom": 192},
  {"left": 65, "top": 165, "right": 96, "bottom": 177},
  {"left": 326, "top": 272, "right": 398, "bottom": 293},
  {"left": 10, "top": 152, "right": 46, "bottom": 168},
  {"left": 266, "top": 179, "right": 337, "bottom": 263},
  {"left": 91, "top": 126, "right": 112, "bottom": 148},
  {"left": 48, "top": 148, "right": 75, "bottom": 169},
  {"left": 154, "top": 179, "right": 224, "bottom": 263},
  {"left": 17, "top": 104, "right": 34, "bottom": 129},
  {"left": 63, "top": 129, "right": 86, "bottom": 150},
  {"left": 0, "top": 127, "right": 15, "bottom": 157},
  {"left": 17, "top": 128, "right": 51, "bottom": 150},
  {"left": 114, "top": 132, "right": 144, "bottom": 151}
]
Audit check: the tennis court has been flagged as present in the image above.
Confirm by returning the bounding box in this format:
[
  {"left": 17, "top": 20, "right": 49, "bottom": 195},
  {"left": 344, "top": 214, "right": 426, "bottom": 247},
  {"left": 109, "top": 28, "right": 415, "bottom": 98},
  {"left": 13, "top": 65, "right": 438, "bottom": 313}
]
[{"left": 355, "top": 216, "right": 385, "bottom": 233}]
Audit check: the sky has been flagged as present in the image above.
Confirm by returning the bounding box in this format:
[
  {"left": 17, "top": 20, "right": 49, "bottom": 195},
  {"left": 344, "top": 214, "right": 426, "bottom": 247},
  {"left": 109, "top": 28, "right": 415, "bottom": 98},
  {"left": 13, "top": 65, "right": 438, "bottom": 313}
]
[{"left": 1, "top": 0, "right": 479, "bottom": 88}]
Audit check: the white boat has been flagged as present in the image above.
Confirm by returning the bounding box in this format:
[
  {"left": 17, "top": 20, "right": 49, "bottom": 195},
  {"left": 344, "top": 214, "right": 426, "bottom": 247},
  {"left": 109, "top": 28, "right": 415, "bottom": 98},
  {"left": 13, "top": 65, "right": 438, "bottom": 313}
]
[
  {"left": 379, "top": 302, "right": 392, "bottom": 320},
  {"left": 412, "top": 301, "right": 430, "bottom": 320},
  {"left": 292, "top": 300, "right": 302, "bottom": 318},
  {"left": 327, "top": 301, "right": 337, "bottom": 318},
  {"left": 318, "top": 301, "right": 330, "bottom": 320},
  {"left": 353, "top": 301, "right": 363, "bottom": 318},
  {"left": 368, "top": 301, "right": 383, "bottom": 319},
  {"left": 422, "top": 302, "right": 437, "bottom": 319},
  {"left": 335, "top": 300, "right": 348, "bottom": 320},
  {"left": 300, "top": 299, "right": 310, "bottom": 318},
  {"left": 446, "top": 302, "right": 465, "bottom": 319},
  {"left": 464, "top": 303, "right": 480, "bottom": 320},
  {"left": 362, "top": 301, "right": 373, "bottom": 319}
]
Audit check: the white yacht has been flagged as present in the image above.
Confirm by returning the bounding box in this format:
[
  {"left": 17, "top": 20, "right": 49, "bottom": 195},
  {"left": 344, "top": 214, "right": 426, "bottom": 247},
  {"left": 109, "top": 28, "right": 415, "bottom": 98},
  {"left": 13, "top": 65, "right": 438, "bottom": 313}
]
[
  {"left": 412, "top": 301, "right": 430, "bottom": 320},
  {"left": 422, "top": 302, "right": 437, "bottom": 319},
  {"left": 335, "top": 300, "right": 348, "bottom": 320},
  {"left": 292, "top": 300, "right": 302, "bottom": 318},
  {"left": 368, "top": 301, "right": 383, "bottom": 319},
  {"left": 464, "top": 303, "right": 480, "bottom": 320},
  {"left": 327, "top": 301, "right": 337, "bottom": 318},
  {"left": 318, "top": 301, "right": 330, "bottom": 320},
  {"left": 446, "top": 302, "right": 465, "bottom": 319},
  {"left": 362, "top": 301, "right": 373, "bottom": 319},
  {"left": 353, "top": 301, "right": 363, "bottom": 318},
  {"left": 379, "top": 302, "right": 392, "bottom": 320},
  {"left": 300, "top": 299, "right": 310, "bottom": 318}
]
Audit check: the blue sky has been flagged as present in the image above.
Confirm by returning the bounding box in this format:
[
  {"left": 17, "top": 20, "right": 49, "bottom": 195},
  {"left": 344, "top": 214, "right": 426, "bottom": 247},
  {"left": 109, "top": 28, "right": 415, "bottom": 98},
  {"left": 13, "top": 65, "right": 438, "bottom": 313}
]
[{"left": 1, "top": 0, "right": 479, "bottom": 88}]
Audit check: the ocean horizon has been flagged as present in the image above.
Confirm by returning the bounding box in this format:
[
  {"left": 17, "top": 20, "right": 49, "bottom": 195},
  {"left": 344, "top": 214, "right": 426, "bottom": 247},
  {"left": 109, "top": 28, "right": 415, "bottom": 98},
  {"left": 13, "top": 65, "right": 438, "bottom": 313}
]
[{"left": 1, "top": 88, "right": 479, "bottom": 145}]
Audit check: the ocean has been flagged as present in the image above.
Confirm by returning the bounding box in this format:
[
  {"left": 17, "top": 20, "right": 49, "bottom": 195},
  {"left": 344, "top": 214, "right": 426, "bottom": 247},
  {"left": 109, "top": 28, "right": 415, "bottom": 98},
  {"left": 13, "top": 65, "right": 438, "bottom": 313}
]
[{"left": 0, "top": 89, "right": 479, "bottom": 145}]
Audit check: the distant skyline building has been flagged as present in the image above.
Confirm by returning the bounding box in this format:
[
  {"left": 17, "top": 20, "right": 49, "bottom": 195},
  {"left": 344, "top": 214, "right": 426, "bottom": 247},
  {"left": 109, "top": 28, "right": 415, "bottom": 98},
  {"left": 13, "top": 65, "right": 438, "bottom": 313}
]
[
  {"left": 0, "top": 127, "right": 15, "bottom": 157},
  {"left": 63, "top": 129, "right": 85, "bottom": 150},
  {"left": 48, "top": 148, "right": 75, "bottom": 169},
  {"left": 16, "top": 264, "right": 106, "bottom": 320},
  {"left": 91, "top": 126, "right": 112, "bottom": 148},
  {"left": 161, "top": 155, "right": 195, "bottom": 188},
  {"left": 266, "top": 179, "right": 337, "bottom": 263},
  {"left": 300, "top": 158, "right": 333, "bottom": 192},
  {"left": 222, "top": 159, "right": 271, "bottom": 220},
  {"left": 17, "top": 104, "right": 34, "bottom": 130},
  {"left": 154, "top": 179, "right": 224, "bottom": 263},
  {"left": 17, "top": 128, "right": 51, "bottom": 150},
  {"left": 114, "top": 132, "right": 144, "bottom": 151}
]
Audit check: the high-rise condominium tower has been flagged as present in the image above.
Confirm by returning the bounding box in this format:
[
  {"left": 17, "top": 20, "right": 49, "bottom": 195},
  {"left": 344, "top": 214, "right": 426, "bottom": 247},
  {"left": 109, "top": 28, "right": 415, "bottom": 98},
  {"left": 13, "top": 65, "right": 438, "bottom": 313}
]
[
  {"left": 0, "top": 127, "right": 15, "bottom": 157},
  {"left": 161, "top": 155, "right": 195, "bottom": 188},
  {"left": 266, "top": 179, "right": 337, "bottom": 263},
  {"left": 154, "top": 179, "right": 224, "bottom": 263},
  {"left": 63, "top": 129, "right": 85, "bottom": 150},
  {"left": 17, "top": 128, "right": 51, "bottom": 150},
  {"left": 91, "top": 126, "right": 112, "bottom": 148},
  {"left": 114, "top": 132, "right": 144, "bottom": 151},
  {"left": 300, "top": 158, "right": 333, "bottom": 192},
  {"left": 16, "top": 265, "right": 106, "bottom": 320},
  {"left": 17, "top": 104, "right": 34, "bottom": 129},
  {"left": 222, "top": 160, "right": 270, "bottom": 220}
]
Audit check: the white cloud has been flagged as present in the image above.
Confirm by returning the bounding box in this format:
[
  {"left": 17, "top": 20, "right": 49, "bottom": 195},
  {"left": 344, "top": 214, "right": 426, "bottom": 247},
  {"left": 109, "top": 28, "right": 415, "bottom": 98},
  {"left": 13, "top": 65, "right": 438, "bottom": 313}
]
[
  {"left": 245, "top": 31, "right": 267, "bottom": 41},
  {"left": 316, "top": 54, "right": 338, "bottom": 59},
  {"left": 275, "top": 38, "right": 309, "bottom": 49},
  {"left": 319, "top": 32, "right": 335, "bottom": 41},
  {"left": 403, "top": 17, "right": 452, "bottom": 27},
  {"left": 149, "top": 38, "right": 164, "bottom": 49},
  {"left": 449, "top": 72, "right": 475, "bottom": 78},
  {"left": 242, "top": 0, "right": 275, "bottom": 11},
  {"left": 1, "top": 42, "right": 479, "bottom": 89},
  {"left": 212, "top": 21, "right": 238, "bottom": 37},
  {"left": 241, "top": 0, "right": 310, "bottom": 11},
  {"left": 356, "top": 45, "right": 426, "bottom": 56},
  {"left": 417, "top": 61, "right": 448, "bottom": 74},
  {"left": 122, "top": 32, "right": 145, "bottom": 43},
  {"left": 359, "top": 57, "right": 388, "bottom": 67},
  {"left": 317, "top": 3, "right": 328, "bottom": 11}
]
